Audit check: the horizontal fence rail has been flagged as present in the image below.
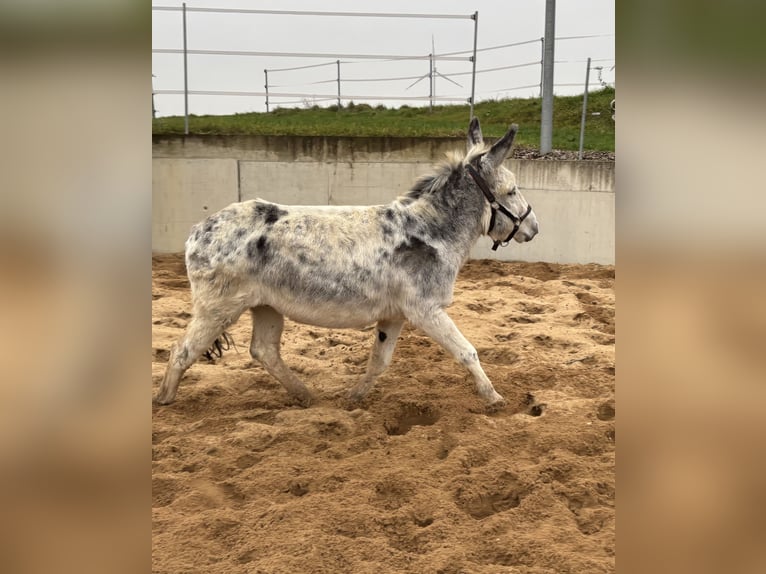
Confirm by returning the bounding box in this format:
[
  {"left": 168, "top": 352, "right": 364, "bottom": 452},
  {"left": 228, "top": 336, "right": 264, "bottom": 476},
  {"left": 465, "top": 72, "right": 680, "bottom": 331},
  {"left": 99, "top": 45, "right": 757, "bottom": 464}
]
[
  {"left": 152, "top": 48, "right": 473, "bottom": 62},
  {"left": 152, "top": 6, "right": 474, "bottom": 19},
  {"left": 154, "top": 89, "right": 469, "bottom": 103}
]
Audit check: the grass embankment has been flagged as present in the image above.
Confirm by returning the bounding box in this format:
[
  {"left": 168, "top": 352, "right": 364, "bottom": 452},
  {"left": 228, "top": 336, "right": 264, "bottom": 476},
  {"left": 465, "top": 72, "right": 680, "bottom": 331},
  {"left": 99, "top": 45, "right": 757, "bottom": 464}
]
[{"left": 152, "top": 87, "right": 614, "bottom": 151}]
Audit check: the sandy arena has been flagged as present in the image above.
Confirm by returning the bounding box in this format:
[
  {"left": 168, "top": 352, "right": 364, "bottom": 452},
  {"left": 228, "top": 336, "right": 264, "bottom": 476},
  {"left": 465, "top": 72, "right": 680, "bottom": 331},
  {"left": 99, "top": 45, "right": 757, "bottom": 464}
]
[{"left": 152, "top": 253, "right": 615, "bottom": 573}]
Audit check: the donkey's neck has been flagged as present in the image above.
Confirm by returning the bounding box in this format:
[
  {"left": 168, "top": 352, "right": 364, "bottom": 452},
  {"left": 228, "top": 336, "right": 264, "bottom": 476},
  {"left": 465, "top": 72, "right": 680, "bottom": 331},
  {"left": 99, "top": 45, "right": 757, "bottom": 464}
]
[{"left": 403, "top": 172, "right": 487, "bottom": 263}]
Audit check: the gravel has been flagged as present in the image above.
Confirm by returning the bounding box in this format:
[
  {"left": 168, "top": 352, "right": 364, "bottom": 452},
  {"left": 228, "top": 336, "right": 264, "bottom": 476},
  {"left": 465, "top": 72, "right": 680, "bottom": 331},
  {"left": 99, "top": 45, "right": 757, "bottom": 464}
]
[{"left": 511, "top": 147, "right": 614, "bottom": 161}]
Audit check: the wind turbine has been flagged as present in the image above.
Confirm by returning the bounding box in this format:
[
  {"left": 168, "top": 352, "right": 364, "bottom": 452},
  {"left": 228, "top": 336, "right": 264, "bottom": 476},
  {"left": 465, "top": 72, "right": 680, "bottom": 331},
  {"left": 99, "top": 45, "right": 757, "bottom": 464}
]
[{"left": 405, "top": 36, "right": 463, "bottom": 112}]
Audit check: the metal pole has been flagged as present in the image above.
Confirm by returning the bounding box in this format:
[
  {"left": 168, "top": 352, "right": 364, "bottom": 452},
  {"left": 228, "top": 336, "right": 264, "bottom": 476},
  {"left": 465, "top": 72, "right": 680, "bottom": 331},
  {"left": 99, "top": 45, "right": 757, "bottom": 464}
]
[
  {"left": 578, "top": 57, "right": 591, "bottom": 160},
  {"left": 264, "top": 69, "right": 269, "bottom": 112},
  {"left": 469, "top": 10, "right": 478, "bottom": 119},
  {"left": 429, "top": 53, "right": 433, "bottom": 112},
  {"left": 182, "top": 2, "right": 189, "bottom": 134},
  {"left": 540, "top": 0, "right": 555, "bottom": 153},
  {"left": 336, "top": 60, "right": 341, "bottom": 109},
  {"left": 539, "top": 37, "right": 544, "bottom": 98}
]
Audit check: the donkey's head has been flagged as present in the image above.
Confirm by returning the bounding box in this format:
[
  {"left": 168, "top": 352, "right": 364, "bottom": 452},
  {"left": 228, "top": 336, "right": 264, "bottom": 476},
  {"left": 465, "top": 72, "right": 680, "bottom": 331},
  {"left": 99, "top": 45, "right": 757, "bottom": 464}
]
[{"left": 467, "top": 118, "right": 539, "bottom": 247}]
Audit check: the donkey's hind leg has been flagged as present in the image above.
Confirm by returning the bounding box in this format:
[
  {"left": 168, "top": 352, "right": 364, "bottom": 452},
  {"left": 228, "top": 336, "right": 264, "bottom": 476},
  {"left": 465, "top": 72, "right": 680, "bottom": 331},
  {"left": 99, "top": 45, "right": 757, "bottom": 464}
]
[
  {"left": 409, "top": 308, "right": 505, "bottom": 408},
  {"left": 154, "top": 304, "right": 244, "bottom": 405},
  {"left": 250, "top": 305, "right": 313, "bottom": 407},
  {"left": 347, "top": 319, "right": 405, "bottom": 404}
]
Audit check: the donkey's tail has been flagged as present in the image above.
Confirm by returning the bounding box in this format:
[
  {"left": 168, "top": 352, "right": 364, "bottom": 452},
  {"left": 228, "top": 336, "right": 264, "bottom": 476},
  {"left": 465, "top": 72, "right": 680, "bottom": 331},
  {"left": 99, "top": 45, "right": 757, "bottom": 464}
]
[{"left": 203, "top": 331, "right": 237, "bottom": 362}]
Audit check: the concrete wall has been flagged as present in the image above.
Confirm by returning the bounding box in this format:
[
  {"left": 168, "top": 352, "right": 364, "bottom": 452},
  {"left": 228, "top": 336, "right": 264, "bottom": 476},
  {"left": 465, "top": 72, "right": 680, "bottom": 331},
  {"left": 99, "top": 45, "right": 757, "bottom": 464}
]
[{"left": 153, "top": 135, "right": 614, "bottom": 264}]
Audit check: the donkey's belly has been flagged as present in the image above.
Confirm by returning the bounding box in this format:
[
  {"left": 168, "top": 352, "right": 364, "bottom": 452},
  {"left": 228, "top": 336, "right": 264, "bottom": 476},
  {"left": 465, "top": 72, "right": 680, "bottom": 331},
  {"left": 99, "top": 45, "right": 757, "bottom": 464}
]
[
  {"left": 247, "top": 273, "right": 402, "bottom": 329},
  {"left": 279, "top": 300, "right": 399, "bottom": 329}
]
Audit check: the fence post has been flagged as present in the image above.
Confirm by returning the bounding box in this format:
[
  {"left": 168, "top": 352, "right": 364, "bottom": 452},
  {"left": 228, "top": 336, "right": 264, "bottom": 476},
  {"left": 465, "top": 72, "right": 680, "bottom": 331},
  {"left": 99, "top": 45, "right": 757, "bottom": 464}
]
[
  {"left": 539, "top": 37, "right": 544, "bottom": 98},
  {"left": 264, "top": 69, "right": 269, "bottom": 112},
  {"left": 578, "top": 57, "right": 591, "bottom": 160},
  {"left": 182, "top": 2, "right": 189, "bottom": 135},
  {"left": 336, "top": 60, "right": 341, "bottom": 109},
  {"left": 152, "top": 74, "right": 157, "bottom": 118},
  {"left": 469, "top": 10, "right": 478, "bottom": 119},
  {"left": 429, "top": 53, "right": 434, "bottom": 112},
  {"left": 540, "top": 0, "right": 555, "bottom": 153}
]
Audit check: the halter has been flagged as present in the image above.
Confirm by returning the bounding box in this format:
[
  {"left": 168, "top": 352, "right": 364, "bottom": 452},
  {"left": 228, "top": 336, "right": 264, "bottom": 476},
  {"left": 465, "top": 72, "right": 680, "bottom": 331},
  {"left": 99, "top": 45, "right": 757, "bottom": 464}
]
[{"left": 466, "top": 162, "right": 533, "bottom": 251}]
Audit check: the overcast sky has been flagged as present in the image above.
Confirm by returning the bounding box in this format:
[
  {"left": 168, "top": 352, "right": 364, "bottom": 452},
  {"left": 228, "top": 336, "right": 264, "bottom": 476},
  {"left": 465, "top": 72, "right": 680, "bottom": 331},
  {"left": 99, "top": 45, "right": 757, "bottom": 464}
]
[{"left": 152, "top": 0, "right": 614, "bottom": 117}]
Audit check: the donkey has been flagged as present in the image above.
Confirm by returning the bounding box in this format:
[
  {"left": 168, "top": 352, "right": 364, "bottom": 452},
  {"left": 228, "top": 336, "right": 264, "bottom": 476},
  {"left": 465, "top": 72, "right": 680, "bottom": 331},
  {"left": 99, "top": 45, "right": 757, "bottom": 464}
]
[{"left": 154, "top": 118, "right": 538, "bottom": 409}]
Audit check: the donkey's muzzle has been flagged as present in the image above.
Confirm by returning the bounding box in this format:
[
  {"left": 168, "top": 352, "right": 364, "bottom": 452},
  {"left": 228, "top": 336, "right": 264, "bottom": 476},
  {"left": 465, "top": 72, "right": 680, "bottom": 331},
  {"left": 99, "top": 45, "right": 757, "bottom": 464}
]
[{"left": 524, "top": 220, "right": 540, "bottom": 241}]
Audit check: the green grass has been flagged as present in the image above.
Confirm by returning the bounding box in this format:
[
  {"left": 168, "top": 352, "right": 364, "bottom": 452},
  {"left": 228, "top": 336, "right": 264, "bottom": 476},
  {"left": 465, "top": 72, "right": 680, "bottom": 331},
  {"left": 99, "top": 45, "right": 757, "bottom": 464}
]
[{"left": 152, "top": 87, "right": 614, "bottom": 151}]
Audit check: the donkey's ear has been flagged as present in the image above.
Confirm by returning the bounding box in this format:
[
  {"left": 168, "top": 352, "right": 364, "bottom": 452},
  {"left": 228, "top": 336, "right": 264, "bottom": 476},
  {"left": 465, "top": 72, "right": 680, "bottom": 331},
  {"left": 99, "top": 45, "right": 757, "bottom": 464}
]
[
  {"left": 485, "top": 123, "right": 518, "bottom": 168},
  {"left": 467, "top": 116, "right": 483, "bottom": 149}
]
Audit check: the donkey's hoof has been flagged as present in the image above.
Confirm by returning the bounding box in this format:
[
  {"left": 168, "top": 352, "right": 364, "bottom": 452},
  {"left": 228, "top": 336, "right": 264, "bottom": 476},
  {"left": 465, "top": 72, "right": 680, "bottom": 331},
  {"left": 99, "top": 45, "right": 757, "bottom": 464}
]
[
  {"left": 344, "top": 390, "right": 370, "bottom": 410},
  {"left": 343, "top": 398, "right": 364, "bottom": 411},
  {"left": 152, "top": 394, "right": 175, "bottom": 406},
  {"left": 290, "top": 392, "right": 314, "bottom": 408},
  {"left": 484, "top": 395, "right": 507, "bottom": 413}
]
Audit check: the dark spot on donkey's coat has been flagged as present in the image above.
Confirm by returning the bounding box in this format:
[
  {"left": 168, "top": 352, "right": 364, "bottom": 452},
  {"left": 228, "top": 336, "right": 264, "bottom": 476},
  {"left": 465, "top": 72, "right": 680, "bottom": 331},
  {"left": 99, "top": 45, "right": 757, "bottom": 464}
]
[
  {"left": 392, "top": 236, "right": 444, "bottom": 298},
  {"left": 220, "top": 239, "right": 236, "bottom": 257},
  {"left": 202, "top": 214, "right": 220, "bottom": 234},
  {"left": 187, "top": 250, "right": 209, "bottom": 268},
  {"left": 376, "top": 248, "right": 391, "bottom": 265},
  {"left": 246, "top": 235, "right": 272, "bottom": 262},
  {"left": 402, "top": 212, "right": 415, "bottom": 229},
  {"left": 254, "top": 203, "right": 288, "bottom": 225},
  {"left": 394, "top": 236, "right": 440, "bottom": 270}
]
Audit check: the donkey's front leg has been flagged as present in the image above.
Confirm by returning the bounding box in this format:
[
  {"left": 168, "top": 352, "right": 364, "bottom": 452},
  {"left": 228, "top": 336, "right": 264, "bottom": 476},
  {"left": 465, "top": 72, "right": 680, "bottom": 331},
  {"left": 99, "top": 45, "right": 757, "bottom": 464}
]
[
  {"left": 409, "top": 308, "right": 505, "bottom": 407},
  {"left": 347, "top": 319, "right": 405, "bottom": 404}
]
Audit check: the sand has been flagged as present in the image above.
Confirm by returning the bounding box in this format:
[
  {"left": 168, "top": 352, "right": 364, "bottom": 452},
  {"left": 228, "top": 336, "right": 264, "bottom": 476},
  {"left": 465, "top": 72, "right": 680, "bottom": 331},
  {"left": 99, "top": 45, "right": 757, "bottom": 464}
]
[{"left": 152, "top": 254, "right": 615, "bottom": 573}]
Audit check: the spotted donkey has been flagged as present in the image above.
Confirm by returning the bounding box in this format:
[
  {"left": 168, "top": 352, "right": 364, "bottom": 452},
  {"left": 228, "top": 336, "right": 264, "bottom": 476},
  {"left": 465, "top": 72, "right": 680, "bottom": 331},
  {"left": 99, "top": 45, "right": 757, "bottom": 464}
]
[{"left": 154, "top": 118, "right": 538, "bottom": 409}]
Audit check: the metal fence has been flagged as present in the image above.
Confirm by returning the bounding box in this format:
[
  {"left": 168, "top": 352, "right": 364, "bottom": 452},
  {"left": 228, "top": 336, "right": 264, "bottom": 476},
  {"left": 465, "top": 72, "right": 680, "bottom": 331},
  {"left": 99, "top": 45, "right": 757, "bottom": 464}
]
[
  {"left": 152, "top": 4, "right": 614, "bottom": 136},
  {"left": 153, "top": 4, "right": 478, "bottom": 133}
]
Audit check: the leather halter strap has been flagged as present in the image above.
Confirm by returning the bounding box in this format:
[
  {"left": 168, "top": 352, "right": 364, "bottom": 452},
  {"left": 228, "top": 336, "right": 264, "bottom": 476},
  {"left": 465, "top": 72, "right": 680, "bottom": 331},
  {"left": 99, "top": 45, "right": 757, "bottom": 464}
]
[{"left": 466, "top": 162, "right": 533, "bottom": 251}]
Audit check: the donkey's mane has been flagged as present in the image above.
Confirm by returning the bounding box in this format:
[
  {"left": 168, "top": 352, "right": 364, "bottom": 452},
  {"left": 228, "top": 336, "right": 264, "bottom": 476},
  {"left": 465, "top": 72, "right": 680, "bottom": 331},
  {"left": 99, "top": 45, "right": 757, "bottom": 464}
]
[{"left": 399, "top": 144, "right": 490, "bottom": 203}]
